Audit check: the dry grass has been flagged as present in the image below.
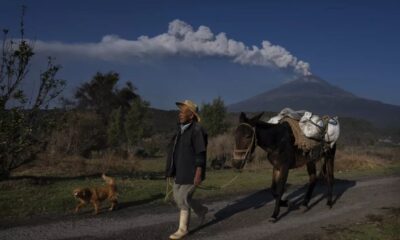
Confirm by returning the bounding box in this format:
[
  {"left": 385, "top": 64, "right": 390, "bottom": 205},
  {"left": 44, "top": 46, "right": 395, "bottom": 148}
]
[
  {"left": 305, "top": 207, "right": 400, "bottom": 240},
  {"left": 16, "top": 144, "right": 395, "bottom": 178},
  {"left": 207, "top": 132, "right": 235, "bottom": 160},
  {"left": 335, "top": 146, "right": 398, "bottom": 172},
  {"left": 12, "top": 151, "right": 139, "bottom": 178},
  {"left": 1, "top": 144, "right": 399, "bottom": 220},
  {"left": 207, "top": 131, "right": 399, "bottom": 173}
]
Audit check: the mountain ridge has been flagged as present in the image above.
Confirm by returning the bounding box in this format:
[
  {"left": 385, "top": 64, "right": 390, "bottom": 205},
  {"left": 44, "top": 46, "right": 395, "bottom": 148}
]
[{"left": 228, "top": 75, "right": 400, "bottom": 127}]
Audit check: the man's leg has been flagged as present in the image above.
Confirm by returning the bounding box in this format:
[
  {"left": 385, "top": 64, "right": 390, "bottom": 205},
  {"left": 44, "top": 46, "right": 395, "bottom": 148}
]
[
  {"left": 184, "top": 185, "right": 208, "bottom": 224},
  {"left": 170, "top": 183, "right": 190, "bottom": 240}
]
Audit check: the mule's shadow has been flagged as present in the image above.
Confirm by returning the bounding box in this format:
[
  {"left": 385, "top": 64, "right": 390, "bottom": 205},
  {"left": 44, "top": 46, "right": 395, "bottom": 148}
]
[
  {"left": 190, "top": 178, "right": 356, "bottom": 234},
  {"left": 277, "top": 178, "right": 356, "bottom": 220}
]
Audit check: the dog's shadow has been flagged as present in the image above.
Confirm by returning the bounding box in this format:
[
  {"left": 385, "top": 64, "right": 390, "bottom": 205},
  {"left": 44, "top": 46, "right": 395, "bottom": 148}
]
[
  {"left": 116, "top": 193, "right": 165, "bottom": 210},
  {"left": 73, "top": 193, "right": 165, "bottom": 217}
]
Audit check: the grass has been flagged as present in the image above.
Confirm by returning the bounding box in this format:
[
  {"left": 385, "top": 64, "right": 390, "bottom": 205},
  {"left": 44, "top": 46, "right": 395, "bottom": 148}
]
[
  {"left": 1, "top": 146, "right": 399, "bottom": 222},
  {"left": 304, "top": 207, "right": 400, "bottom": 240}
]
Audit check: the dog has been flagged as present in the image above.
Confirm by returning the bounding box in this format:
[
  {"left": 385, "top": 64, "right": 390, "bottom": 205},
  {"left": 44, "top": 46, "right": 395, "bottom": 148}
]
[{"left": 72, "top": 173, "right": 118, "bottom": 214}]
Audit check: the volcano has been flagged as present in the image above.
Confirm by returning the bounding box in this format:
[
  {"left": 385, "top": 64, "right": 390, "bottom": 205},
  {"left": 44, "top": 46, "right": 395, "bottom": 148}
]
[{"left": 228, "top": 75, "right": 400, "bottom": 127}]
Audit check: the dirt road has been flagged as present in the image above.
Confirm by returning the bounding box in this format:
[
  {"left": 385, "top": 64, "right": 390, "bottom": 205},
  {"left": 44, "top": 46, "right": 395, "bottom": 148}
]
[{"left": 1, "top": 176, "right": 399, "bottom": 240}]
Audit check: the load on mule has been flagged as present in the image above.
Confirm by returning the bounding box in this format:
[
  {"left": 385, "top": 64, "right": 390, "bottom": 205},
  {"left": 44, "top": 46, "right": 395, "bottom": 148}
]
[{"left": 232, "top": 109, "right": 339, "bottom": 222}]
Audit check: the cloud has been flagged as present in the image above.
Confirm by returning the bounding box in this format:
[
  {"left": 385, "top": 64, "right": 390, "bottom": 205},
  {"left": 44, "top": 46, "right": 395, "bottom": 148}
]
[{"left": 35, "top": 19, "right": 311, "bottom": 75}]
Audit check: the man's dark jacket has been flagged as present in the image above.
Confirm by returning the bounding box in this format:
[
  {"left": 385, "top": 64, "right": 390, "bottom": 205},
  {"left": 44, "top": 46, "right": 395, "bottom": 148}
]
[{"left": 165, "top": 121, "right": 208, "bottom": 184}]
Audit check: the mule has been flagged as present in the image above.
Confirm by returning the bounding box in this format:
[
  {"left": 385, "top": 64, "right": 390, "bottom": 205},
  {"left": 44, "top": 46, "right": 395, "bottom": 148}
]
[{"left": 232, "top": 112, "right": 336, "bottom": 222}]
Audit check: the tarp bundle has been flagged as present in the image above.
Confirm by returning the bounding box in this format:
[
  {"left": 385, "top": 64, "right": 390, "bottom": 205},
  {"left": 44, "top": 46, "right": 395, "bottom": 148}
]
[
  {"left": 281, "top": 117, "right": 321, "bottom": 151},
  {"left": 267, "top": 108, "right": 340, "bottom": 151}
]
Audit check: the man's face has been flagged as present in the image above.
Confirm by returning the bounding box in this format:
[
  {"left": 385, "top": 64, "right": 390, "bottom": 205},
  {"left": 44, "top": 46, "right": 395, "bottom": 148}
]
[{"left": 178, "top": 105, "right": 194, "bottom": 124}]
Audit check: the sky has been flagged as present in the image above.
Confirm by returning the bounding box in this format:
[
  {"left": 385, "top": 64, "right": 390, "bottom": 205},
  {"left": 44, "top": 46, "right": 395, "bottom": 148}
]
[{"left": 1, "top": 0, "right": 399, "bottom": 109}]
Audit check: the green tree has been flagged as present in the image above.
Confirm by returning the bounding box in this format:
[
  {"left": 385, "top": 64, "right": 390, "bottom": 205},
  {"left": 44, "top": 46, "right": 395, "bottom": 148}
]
[
  {"left": 107, "top": 106, "right": 125, "bottom": 147},
  {"left": 201, "top": 97, "right": 229, "bottom": 137},
  {"left": 125, "top": 98, "right": 151, "bottom": 146},
  {"left": 0, "top": 6, "right": 66, "bottom": 179},
  {"left": 74, "top": 72, "right": 138, "bottom": 122}
]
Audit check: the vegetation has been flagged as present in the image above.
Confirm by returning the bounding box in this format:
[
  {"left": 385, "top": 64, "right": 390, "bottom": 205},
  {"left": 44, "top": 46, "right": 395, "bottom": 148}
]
[
  {"left": 59, "top": 71, "right": 153, "bottom": 157},
  {"left": 125, "top": 98, "right": 151, "bottom": 147},
  {"left": 1, "top": 7, "right": 400, "bottom": 230},
  {"left": 1, "top": 145, "right": 399, "bottom": 221},
  {"left": 304, "top": 207, "right": 400, "bottom": 240},
  {"left": 201, "top": 97, "right": 230, "bottom": 137},
  {"left": 74, "top": 71, "right": 138, "bottom": 123},
  {"left": 0, "top": 7, "right": 65, "bottom": 179}
]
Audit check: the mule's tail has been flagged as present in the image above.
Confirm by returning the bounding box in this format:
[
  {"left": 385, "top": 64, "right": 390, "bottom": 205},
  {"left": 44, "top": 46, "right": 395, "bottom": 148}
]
[{"left": 102, "top": 173, "right": 115, "bottom": 186}]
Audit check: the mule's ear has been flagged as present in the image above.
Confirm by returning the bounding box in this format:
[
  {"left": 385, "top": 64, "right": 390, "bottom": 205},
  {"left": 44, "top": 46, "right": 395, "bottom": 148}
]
[
  {"left": 239, "top": 112, "right": 247, "bottom": 123},
  {"left": 251, "top": 112, "right": 264, "bottom": 121}
]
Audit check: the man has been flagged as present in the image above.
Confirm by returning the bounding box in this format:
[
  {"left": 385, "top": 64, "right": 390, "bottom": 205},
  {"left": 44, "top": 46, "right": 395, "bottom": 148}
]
[{"left": 165, "top": 100, "right": 208, "bottom": 240}]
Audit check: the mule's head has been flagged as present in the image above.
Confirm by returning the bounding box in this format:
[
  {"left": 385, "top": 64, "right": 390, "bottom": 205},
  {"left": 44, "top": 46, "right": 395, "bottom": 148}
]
[{"left": 232, "top": 112, "right": 263, "bottom": 170}]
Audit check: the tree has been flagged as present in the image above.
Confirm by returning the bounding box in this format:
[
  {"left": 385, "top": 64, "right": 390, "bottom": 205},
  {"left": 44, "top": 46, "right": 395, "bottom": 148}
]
[
  {"left": 74, "top": 72, "right": 138, "bottom": 122},
  {"left": 107, "top": 106, "right": 125, "bottom": 147},
  {"left": 72, "top": 71, "right": 152, "bottom": 152},
  {"left": 201, "top": 97, "right": 229, "bottom": 137},
  {"left": 125, "top": 98, "right": 151, "bottom": 147},
  {"left": 0, "top": 6, "right": 66, "bottom": 179}
]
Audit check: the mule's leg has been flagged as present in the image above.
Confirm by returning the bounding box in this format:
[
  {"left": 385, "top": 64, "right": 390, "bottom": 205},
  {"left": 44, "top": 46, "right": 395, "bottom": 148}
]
[
  {"left": 325, "top": 146, "right": 336, "bottom": 208},
  {"left": 271, "top": 167, "right": 289, "bottom": 207},
  {"left": 270, "top": 166, "right": 289, "bottom": 222},
  {"left": 303, "top": 162, "right": 317, "bottom": 208},
  {"left": 271, "top": 167, "right": 278, "bottom": 198}
]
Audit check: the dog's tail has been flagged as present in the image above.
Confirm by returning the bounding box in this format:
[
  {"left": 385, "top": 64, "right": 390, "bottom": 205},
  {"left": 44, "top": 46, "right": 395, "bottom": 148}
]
[{"left": 102, "top": 173, "right": 115, "bottom": 186}]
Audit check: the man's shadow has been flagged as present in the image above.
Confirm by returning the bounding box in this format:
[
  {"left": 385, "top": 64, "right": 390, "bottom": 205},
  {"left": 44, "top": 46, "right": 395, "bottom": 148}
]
[
  {"left": 190, "top": 178, "right": 356, "bottom": 234},
  {"left": 189, "top": 188, "right": 274, "bottom": 234}
]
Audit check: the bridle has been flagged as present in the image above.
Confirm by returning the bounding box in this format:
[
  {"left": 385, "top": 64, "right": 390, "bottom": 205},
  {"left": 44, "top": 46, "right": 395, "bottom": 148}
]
[{"left": 233, "top": 122, "right": 257, "bottom": 168}]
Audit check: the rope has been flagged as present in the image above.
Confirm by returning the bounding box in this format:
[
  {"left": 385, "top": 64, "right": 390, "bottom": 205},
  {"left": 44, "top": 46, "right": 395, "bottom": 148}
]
[
  {"left": 164, "top": 123, "right": 253, "bottom": 202},
  {"left": 233, "top": 122, "right": 256, "bottom": 168},
  {"left": 164, "top": 177, "right": 174, "bottom": 202},
  {"left": 197, "top": 173, "right": 241, "bottom": 190}
]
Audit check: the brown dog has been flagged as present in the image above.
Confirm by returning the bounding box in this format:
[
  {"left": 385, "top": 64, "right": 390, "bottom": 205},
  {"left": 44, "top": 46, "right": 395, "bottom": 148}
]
[{"left": 73, "top": 173, "right": 118, "bottom": 214}]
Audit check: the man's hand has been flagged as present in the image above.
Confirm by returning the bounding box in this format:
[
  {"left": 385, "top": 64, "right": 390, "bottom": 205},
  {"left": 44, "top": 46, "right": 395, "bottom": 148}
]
[{"left": 194, "top": 167, "right": 202, "bottom": 186}]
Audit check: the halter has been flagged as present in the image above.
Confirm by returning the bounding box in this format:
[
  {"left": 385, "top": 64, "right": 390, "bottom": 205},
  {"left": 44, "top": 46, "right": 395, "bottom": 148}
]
[{"left": 233, "top": 122, "right": 257, "bottom": 167}]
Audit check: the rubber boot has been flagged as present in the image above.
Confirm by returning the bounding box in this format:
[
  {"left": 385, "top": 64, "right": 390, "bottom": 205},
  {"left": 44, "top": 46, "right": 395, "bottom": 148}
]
[{"left": 169, "top": 209, "right": 189, "bottom": 239}]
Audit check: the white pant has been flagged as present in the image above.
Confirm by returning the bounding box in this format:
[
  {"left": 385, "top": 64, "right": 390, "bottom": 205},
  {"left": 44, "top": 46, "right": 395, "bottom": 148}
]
[{"left": 173, "top": 183, "right": 205, "bottom": 214}]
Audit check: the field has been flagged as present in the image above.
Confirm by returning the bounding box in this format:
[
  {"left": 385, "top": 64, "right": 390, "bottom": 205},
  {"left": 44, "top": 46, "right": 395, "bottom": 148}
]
[
  {"left": 302, "top": 207, "right": 400, "bottom": 240},
  {"left": 1, "top": 145, "right": 399, "bottom": 223}
]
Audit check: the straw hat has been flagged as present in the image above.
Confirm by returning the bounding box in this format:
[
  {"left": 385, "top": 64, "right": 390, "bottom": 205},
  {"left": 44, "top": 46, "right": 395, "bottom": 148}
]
[{"left": 176, "top": 100, "right": 201, "bottom": 122}]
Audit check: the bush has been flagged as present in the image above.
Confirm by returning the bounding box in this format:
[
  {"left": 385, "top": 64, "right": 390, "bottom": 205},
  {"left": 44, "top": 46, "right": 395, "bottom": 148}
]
[
  {"left": 201, "top": 97, "right": 229, "bottom": 137},
  {"left": 47, "top": 111, "right": 107, "bottom": 158},
  {"left": 207, "top": 132, "right": 234, "bottom": 169},
  {"left": 0, "top": 7, "right": 65, "bottom": 179}
]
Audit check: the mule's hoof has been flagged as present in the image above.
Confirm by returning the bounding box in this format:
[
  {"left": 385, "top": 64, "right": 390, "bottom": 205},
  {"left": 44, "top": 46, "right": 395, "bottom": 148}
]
[
  {"left": 302, "top": 207, "right": 309, "bottom": 213},
  {"left": 269, "top": 217, "right": 278, "bottom": 223}
]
